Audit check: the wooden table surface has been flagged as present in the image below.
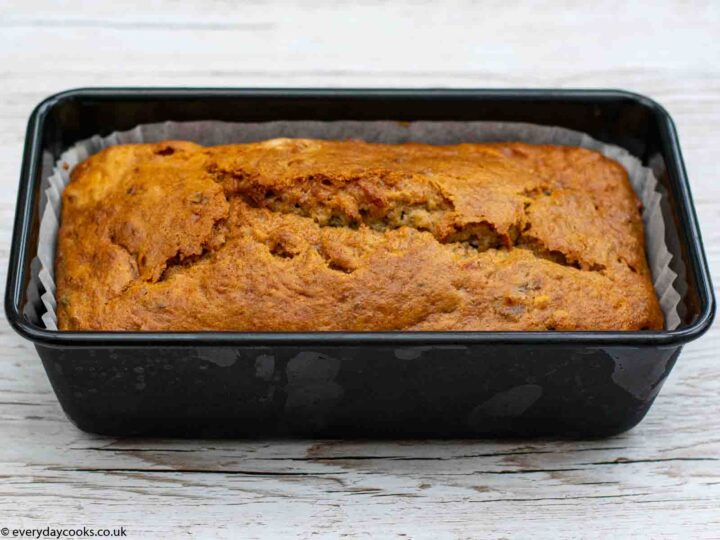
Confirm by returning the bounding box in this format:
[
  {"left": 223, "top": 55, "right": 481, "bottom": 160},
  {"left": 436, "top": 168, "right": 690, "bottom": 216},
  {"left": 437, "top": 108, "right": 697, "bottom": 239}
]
[{"left": 1, "top": 1, "right": 718, "bottom": 538}]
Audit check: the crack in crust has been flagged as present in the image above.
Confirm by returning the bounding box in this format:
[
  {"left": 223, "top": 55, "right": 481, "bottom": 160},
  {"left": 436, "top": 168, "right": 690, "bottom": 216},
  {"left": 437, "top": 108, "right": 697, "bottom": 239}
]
[{"left": 214, "top": 169, "right": 604, "bottom": 275}]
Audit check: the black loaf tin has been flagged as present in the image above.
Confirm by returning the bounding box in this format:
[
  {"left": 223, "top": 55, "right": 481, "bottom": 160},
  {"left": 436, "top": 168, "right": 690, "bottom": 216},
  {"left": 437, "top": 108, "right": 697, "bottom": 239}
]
[{"left": 5, "top": 88, "right": 715, "bottom": 437}]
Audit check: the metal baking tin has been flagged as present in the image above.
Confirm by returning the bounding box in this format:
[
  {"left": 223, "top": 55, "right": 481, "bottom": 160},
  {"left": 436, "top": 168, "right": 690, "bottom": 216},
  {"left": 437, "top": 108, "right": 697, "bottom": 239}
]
[{"left": 5, "top": 88, "right": 715, "bottom": 437}]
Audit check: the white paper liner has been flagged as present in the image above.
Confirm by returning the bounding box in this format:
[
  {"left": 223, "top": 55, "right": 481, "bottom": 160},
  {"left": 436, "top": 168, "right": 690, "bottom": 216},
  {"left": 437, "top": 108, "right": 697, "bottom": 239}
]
[{"left": 31, "top": 121, "right": 682, "bottom": 331}]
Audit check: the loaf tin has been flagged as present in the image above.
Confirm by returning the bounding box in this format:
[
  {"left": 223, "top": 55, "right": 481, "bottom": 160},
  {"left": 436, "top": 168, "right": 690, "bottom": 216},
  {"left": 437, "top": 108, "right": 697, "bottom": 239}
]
[{"left": 5, "top": 88, "right": 715, "bottom": 437}]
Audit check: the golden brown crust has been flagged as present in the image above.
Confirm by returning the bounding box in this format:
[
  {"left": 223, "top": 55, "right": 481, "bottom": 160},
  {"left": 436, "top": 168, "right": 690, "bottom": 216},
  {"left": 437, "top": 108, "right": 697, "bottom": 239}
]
[{"left": 55, "top": 138, "right": 663, "bottom": 331}]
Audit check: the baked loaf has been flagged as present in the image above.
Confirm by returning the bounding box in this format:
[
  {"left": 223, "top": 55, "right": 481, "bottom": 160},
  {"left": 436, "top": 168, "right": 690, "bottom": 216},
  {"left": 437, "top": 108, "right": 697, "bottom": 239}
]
[{"left": 55, "top": 138, "right": 663, "bottom": 331}]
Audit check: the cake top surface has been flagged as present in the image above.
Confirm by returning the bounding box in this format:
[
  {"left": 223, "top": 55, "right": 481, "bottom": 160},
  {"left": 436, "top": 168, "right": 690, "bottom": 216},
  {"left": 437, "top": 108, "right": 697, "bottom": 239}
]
[{"left": 55, "top": 138, "right": 663, "bottom": 331}]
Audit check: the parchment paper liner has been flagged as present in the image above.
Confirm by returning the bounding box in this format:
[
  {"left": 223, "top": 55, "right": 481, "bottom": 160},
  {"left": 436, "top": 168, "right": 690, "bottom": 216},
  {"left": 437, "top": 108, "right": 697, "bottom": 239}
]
[{"left": 28, "top": 121, "right": 682, "bottom": 331}]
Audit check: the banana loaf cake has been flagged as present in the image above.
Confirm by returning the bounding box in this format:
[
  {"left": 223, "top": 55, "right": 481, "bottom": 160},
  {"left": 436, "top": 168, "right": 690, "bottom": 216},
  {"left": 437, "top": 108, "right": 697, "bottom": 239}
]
[{"left": 55, "top": 138, "right": 663, "bottom": 331}]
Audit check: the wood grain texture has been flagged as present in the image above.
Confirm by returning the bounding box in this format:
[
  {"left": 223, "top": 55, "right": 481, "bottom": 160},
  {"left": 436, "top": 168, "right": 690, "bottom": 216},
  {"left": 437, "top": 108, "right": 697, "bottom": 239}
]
[{"left": 0, "top": 0, "right": 718, "bottom": 538}]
